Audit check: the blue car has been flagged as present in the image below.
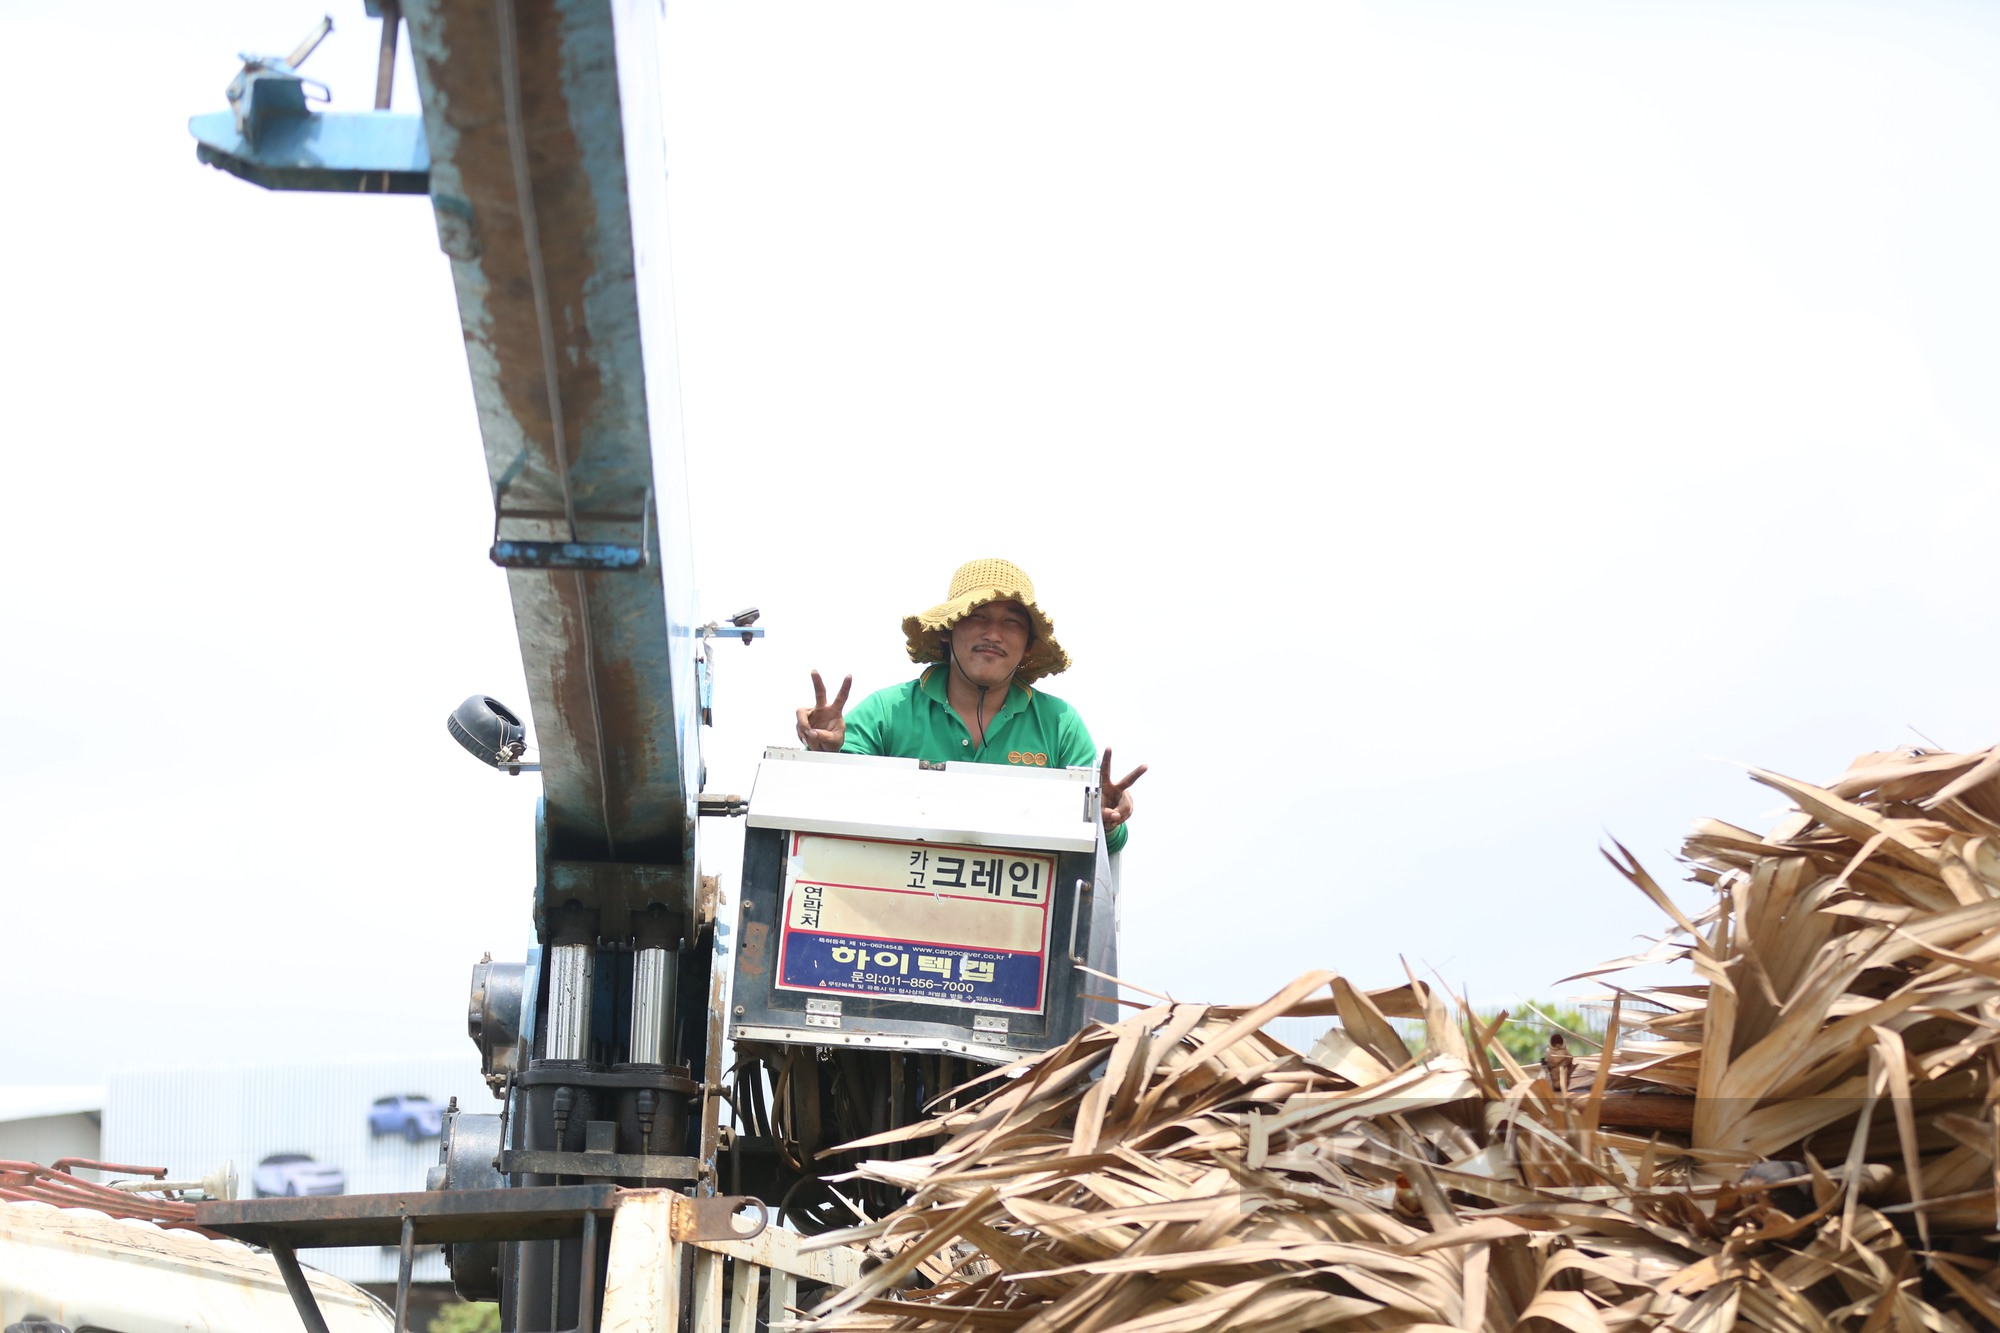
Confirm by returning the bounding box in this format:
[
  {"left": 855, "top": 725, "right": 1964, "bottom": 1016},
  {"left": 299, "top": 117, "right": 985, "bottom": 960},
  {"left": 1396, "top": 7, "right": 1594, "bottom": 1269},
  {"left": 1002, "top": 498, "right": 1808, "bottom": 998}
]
[{"left": 368, "top": 1094, "right": 445, "bottom": 1142}]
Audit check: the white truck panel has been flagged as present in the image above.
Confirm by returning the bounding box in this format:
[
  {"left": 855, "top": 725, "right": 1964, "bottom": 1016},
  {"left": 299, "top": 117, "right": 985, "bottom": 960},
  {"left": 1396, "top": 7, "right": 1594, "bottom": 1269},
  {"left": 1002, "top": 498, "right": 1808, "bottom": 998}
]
[{"left": 746, "top": 748, "right": 1098, "bottom": 852}]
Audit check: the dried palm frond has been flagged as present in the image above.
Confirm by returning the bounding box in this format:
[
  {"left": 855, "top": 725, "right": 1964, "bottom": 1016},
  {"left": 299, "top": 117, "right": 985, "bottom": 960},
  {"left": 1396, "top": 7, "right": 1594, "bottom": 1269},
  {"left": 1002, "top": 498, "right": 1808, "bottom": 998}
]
[{"left": 806, "top": 743, "right": 2000, "bottom": 1331}]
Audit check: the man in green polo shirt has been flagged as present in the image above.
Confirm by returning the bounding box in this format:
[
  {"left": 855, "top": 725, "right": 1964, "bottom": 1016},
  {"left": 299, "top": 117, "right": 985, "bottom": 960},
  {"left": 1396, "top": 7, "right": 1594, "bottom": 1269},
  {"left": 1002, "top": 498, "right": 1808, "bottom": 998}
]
[{"left": 795, "top": 557, "right": 1145, "bottom": 852}]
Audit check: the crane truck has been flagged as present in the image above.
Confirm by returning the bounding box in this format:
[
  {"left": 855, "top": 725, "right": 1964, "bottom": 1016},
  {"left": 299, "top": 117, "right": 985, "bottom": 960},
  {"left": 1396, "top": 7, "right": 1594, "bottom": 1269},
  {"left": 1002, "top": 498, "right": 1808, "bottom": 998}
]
[{"left": 157, "top": 4, "right": 1125, "bottom": 1329}]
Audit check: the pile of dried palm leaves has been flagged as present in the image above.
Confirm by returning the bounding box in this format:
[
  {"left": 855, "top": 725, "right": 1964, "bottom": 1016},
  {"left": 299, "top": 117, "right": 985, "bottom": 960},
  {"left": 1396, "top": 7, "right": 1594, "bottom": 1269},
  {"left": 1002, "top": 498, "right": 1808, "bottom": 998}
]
[{"left": 804, "top": 745, "right": 2000, "bottom": 1330}]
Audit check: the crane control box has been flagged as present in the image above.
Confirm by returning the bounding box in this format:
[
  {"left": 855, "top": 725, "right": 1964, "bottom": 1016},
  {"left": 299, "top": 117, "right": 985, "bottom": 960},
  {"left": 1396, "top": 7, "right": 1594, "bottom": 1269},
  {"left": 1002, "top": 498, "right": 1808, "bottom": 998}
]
[{"left": 730, "top": 749, "right": 1119, "bottom": 1064}]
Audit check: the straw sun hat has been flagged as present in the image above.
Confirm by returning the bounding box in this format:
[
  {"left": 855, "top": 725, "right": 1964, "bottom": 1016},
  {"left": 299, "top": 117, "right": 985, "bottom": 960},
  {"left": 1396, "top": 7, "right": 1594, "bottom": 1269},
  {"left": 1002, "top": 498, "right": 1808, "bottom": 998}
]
[{"left": 902, "top": 558, "right": 1071, "bottom": 683}]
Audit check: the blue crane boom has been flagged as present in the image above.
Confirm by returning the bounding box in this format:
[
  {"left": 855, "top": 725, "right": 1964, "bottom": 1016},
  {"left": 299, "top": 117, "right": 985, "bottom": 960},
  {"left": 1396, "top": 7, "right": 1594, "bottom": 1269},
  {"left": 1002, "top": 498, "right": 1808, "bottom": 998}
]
[
  {"left": 194, "top": 0, "right": 705, "bottom": 922},
  {"left": 191, "top": 4, "right": 719, "bottom": 1322},
  {"left": 185, "top": 9, "right": 1116, "bottom": 1326},
  {"left": 405, "top": 0, "right": 703, "bottom": 909}
]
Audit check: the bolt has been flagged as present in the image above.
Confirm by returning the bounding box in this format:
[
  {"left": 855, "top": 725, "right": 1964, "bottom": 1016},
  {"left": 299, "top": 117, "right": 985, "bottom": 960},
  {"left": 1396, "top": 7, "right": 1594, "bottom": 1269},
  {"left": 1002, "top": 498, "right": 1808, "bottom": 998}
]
[
  {"left": 734, "top": 1005, "right": 744, "bottom": 1015},
  {"left": 637, "top": 1088, "right": 657, "bottom": 1152}
]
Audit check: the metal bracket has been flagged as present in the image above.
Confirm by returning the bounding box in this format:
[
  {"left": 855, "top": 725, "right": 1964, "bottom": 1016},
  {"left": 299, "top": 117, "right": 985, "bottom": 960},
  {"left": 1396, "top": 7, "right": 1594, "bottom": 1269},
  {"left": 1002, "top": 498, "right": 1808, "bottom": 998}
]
[
  {"left": 805, "top": 997, "right": 842, "bottom": 1029},
  {"left": 490, "top": 539, "right": 648, "bottom": 571},
  {"left": 696, "top": 612, "right": 763, "bottom": 725},
  {"left": 226, "top": 18, "right": 332, "bottom": 147},
  {"left": 498, "top": 1150, "right": 697, "bottom": 1181},
  {"left": 202, "top": 1186, "right": 620, "bottom": 1333},
  {"left": 188, "top": 18, "right": 430, "bottom": 194},
  {"left": 488, "top": 500, "right": 653, "bottom": 571},
  {"left": 671, "top": 1194, "right": 769, "bottom": 1243},
  {"left": 1068, "top": 878, "right": 1093, "bottom": 965},
  {"left": 697, "top": 622, "right": 766, "bottom": 647},
  {"left": 730, "top": 1021, "right": 1018, "bottom": 1060}
]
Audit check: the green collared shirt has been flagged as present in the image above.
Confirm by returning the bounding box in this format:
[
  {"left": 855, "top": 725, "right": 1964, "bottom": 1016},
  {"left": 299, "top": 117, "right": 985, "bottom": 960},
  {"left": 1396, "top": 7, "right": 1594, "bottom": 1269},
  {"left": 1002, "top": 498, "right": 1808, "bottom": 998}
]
[{"left": 842, "top": 667, "right": 1128, "bottom": 852}]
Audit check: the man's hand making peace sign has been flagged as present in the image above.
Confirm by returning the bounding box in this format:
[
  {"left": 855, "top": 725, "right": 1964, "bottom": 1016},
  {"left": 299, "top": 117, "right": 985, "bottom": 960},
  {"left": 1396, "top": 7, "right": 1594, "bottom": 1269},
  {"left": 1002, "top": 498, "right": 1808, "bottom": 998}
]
[
  {"left": 797, "top": 666, "right": 1147, "bottom": 842},
  {"left": 796, "top": 670, "right": 852, "bottom": 752},
  {"left": 1099, "top": 748, "right": 1147, "bottom": 833}
]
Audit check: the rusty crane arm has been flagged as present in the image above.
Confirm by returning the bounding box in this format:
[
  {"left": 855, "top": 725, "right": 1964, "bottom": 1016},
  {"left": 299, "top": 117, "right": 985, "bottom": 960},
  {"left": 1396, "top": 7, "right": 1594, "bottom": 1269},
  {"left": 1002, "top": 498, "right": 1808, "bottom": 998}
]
[{"left": 404, "top": 0, "right": 704, "bottom": 917}]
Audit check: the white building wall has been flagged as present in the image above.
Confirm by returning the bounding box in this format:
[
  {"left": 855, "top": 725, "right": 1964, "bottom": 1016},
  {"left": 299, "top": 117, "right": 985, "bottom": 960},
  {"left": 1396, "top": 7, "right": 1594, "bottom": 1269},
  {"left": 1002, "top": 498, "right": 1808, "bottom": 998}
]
[
  {"left": 0, "top": 1113, "right": 101, "bottom": 1169},
  {"left": 104, "top": 1056, "right": 498, "bottom": 1285},
  {"left": 1261, "top": 1016, "right": 1335, "bottom": 1054}
]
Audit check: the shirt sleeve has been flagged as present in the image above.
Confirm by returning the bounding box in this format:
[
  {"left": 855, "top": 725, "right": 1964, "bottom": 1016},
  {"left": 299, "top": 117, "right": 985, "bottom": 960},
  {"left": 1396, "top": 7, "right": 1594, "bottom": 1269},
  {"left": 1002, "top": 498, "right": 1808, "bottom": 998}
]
[
  {"left": 1052, "top": 700, "right": 1129, "bottom": 854},
  {"left": 840, "top": 685, "right": 891, "bottom": 756}
]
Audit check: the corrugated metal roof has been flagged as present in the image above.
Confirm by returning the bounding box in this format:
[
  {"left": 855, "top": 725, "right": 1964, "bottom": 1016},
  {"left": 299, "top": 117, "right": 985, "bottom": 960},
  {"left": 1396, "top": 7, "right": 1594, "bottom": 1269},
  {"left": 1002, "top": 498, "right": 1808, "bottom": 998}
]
[
  {"left": 1261, "top": 1016, "right": 1335, "bottom": 1054},
  {"left": 104, "top": 1056, "right": 495, "bottom": 1285},
  {"left": 1261, "top": 1016, "right": 1431, "bottom": 1055}
]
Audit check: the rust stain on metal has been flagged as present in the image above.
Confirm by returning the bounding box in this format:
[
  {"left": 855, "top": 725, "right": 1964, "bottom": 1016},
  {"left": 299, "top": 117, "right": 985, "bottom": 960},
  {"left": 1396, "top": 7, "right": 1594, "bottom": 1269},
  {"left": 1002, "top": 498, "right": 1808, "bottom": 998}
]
[
  {"left": 592, "top": 654, "right": 665, "bottom": 849},
  {"left": 413, "top": 0, "right": 609, "bottom": 511},
  {"left": 668, "top": 1194, "right": 768, "bottom": 1243},
  {"left": 738, "top": 921, "right": 771, "bottom": 977},
  {"left": 697, "top": 949, "right": 728, "bottom": 1191},
  {"left": 410, "top": 0, "right": 693, "bottom": 869},
  {"left": 0, "top": 1160, "right": 209, "bottom": 1233}
]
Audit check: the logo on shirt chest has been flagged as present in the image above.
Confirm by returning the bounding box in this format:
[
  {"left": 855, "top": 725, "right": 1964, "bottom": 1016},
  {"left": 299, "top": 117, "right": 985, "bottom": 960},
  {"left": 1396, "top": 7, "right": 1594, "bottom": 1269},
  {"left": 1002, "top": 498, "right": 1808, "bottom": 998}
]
[{"left": 1007, "top": 751, "right": 1049, "bottom": 767}]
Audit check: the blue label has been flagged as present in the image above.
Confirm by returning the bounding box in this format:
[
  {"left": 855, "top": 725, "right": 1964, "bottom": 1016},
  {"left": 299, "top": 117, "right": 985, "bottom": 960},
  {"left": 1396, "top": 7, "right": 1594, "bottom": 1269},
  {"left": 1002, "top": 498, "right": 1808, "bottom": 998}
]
[{"left": 779, "top": 931, "right": 1044, "bottom": 1012}]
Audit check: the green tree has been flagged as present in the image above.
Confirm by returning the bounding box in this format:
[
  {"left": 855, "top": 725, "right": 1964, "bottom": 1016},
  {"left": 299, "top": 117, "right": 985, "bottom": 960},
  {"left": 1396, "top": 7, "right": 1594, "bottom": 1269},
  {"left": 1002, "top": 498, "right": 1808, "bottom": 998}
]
[
  {"left": 1471, "top": 1003, "right": 1608, "bottom": 1068},
  {"left": 1390, "top": 1003, "right": 1609, "bottom": 1069},
  {"left": 429, "top": 1302, "right": 501, "bottom": 1333}
]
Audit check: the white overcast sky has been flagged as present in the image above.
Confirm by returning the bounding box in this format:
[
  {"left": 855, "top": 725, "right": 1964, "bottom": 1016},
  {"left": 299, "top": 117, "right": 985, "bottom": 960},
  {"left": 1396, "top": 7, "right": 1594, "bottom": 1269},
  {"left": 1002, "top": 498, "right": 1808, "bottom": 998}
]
[{"left": 3, "top": 1, "right": 1997, "bottom": 1083}]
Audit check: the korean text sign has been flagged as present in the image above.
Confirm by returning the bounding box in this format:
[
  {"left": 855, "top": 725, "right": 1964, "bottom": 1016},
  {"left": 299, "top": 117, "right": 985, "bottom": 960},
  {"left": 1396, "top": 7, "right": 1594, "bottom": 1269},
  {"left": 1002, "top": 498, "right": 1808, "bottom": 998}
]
[{"left": 776, "top": 833, "right": 1055, "bottom": 1013}]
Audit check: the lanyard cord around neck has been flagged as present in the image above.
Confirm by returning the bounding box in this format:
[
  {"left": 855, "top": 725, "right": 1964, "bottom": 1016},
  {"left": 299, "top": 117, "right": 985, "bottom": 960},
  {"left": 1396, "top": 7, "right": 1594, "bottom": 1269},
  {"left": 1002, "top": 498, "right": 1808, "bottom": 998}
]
[{"left": 945, "top": 643, "right": 994, "bottom": 754}]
